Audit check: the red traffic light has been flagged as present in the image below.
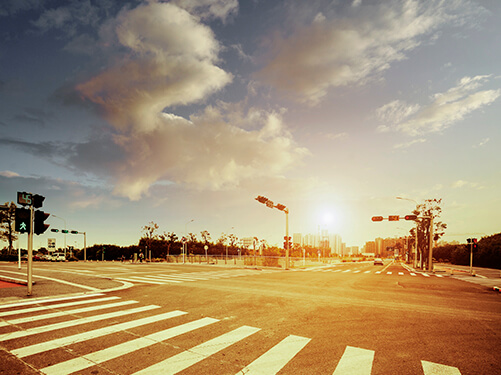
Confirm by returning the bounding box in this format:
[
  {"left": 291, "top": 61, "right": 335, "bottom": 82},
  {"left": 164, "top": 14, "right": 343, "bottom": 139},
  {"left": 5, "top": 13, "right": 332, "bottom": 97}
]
[
  {"left": 388, "top": 215, "right": 400, "bottom": 221},
  {"left": 371, "top": 216, "right": 384, "bottom": 222},
  {"left": 404, "top": 215, "right": 417, "bottom": 221}
]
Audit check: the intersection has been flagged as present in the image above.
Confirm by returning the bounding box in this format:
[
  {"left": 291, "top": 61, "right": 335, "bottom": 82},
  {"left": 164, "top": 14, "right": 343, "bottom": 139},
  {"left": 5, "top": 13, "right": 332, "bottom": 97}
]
[{"left": 0, "top": 261, "right": 500, "bottom": 374}]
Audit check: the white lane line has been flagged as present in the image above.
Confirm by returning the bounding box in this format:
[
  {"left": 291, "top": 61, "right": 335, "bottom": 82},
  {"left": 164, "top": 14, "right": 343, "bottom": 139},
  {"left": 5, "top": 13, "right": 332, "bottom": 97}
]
[
  {"left": 422, "top": 273, "right": 430, "bottom": 277},
  {"left": 40, "top": 317, "right": 219, "bottom": 375},
  {"left": 398, "top": 272, "right": 404, "bottom": 276},
  {"left": 0, "top": 300, "right": 137, "bottom": 327},
  {"left": 421, "top": 360, "right": 462, "bottom": 374},
  {"left": 13, "top": 310, "right": 187, "bottom": 358},
  {"left": 0, "top": 296, "right": 120, "bottom": 318},
  {"left": 237, "top": 335, "right": 311, "bottom": 375},
  {"left": 375, "top": 271, "right": 382, "bottom": 274},
  {"left": 410, "top": 273, "right": 417, "bottom": 276},
  {"left": 353, "top": 271, "right": 361, "bottom": 274},
  {"left": 0, "top": 305, "right": 159, "bottom": 342},
  {"left": 387, "top": 272, "right": 393, "bottom": 275},
  {"left": 0, "top": 293, "right": 105, "bottom": 310},
  {"left": 435, "top": 274, "right": 443, "bottom": 278},
  {"left": 364, "top": 271, "right": 371, "bottom": 274},
  {"left": 332, "top": 346, "right": 374, "bottom": 375},
  {"left": 132, "top": 325, "right": 261, "bottom": 375},
  {"left": 342, "top": 270, "right": 352, "bottom": 273},
  {"left": 333, "top": 270, "right": 342, "bottom": 273}
]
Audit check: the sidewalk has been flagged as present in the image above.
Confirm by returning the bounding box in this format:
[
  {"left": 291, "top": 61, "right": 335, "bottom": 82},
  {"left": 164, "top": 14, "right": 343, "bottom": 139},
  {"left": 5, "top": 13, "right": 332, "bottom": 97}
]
[
  {"left": 0, "top": 262, "right": 129, "bottom": 305},
  {"left": 433, "top": 263, "right": 501, "bottom": 290}
]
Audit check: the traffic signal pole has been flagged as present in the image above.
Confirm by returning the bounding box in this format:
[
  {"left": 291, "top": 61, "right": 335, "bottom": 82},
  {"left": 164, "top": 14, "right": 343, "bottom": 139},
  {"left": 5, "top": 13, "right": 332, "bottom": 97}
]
[
  {"left": 27, "top": 206, "right": 34, "bottom": 296},
  {"left": 285, "top": 208, "right": 290, "bottom": 270}
]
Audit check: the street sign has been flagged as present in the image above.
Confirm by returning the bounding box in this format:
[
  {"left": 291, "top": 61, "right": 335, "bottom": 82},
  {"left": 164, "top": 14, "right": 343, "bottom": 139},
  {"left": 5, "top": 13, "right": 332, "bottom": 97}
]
[{"left": 48, "top": 238, "right": 56, "bottom": 249}]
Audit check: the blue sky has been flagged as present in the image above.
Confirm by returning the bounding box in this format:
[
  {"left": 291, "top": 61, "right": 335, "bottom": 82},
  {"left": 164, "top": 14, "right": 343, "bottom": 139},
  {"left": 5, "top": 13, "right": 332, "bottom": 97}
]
[{"left": 1, "top": 0, "right": 500, "bottom": 250}]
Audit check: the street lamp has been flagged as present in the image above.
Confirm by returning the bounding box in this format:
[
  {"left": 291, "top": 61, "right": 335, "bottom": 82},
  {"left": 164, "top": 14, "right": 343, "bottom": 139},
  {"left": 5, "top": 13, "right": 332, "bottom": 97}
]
[{"left": 255, "top": 196, "right": 290, "bottom": 270}]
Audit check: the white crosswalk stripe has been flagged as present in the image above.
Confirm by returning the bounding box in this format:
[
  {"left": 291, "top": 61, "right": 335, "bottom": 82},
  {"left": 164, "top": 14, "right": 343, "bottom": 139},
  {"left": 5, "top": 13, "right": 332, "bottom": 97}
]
[
  {"left": 238, "top": 334, "right": 311, "bottom": 375},
  {"left": 294, "top": 268, "right": 447, "bottom": 278},
  {"left": 115, "top": 269, "right": 273, "bottom": 285},
  {"left": 0, "top": 295, "right": 462, "bottom": 374},
  {"left": 333, "top": 346, "right": 374, "bottom": 375}
]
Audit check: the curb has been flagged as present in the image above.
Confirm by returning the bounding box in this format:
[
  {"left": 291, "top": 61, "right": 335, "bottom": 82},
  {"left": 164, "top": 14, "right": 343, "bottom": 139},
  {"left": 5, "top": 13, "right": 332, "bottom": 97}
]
[
  {"left": 493, "top": 287, "right": 500, "bottom": 293},
  {"left": 0, "top": 275, "right": 35, "bottom": 286}
]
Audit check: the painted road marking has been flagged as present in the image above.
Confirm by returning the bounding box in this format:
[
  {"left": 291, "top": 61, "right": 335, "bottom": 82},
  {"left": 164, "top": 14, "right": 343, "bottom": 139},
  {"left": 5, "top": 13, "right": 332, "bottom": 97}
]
[
  {"left": 238, "top": 334, "right": 311, "bottom": 375},
  {"left": 422, "top": 360, "right": 462, "bottom": 374},
  {"left": 40, "top": 317, "right": 219, "bottom": 375},
  {"left": 333, "top": 346, "right": 375, "bottom": 375},
  {"left": 132, "top": 326, "right": 261, "bottom": 375}
]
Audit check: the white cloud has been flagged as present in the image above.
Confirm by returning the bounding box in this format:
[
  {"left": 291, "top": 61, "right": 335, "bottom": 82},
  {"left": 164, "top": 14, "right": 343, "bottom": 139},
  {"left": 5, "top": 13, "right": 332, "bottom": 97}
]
[
  {"left": 257, "top": 0, "right": 475, "bottom": 104},
  {"left": 452, "top": 180, "right": 481, "bottom": 189},
  {"left": 69, "top": 2, "right": 307, "bottom": 200},
  {"left": 378, "top": 75, "right": 500, "bottom": 136},
  {"left": 474, "top": 138, "right": 490, "bottom": 148},
  {"left": 76, "top": 1, "right": 232, "bottom": 133},
  {"left": 0, "top": 170, "right": 20, "bottom": 178},
  {"left": 108, "top": 104, "right": 308, "bottom": 200},
  {"left": 393, "top": 138, "right": 426, "bottom": 149},
  {"left": 172, "top": 0, "right": 238, "bottom": 22}
]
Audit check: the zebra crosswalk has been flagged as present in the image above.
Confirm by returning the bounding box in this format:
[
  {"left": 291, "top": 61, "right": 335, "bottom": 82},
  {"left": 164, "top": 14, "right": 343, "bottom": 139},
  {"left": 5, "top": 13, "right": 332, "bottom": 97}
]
[
  {"left": 0, "top": 294, "right": 463, "bottom": 374},
  {"left": 295, "top": 267, "right": 444, "bottom": 277},
  {"left": 114, "top": 268, "right": 274, "bottom": 285}
]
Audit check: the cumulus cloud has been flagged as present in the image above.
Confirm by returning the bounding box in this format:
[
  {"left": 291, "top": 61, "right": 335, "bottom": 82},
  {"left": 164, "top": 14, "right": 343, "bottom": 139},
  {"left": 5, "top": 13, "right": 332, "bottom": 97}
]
[
  {"left": 377, "top": 75, "right": 500, "bottom": 136},
  {"left": 67, "top": 1, "right": 306, "bottom": 200},
  {"left": 257, "top": 0, "right": 477, "bottom": 104}
]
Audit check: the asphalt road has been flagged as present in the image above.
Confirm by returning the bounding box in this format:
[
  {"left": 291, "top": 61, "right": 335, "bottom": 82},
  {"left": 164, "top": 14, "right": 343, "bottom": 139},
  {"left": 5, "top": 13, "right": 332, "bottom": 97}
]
[{"left": 0, "top": 261, "right": 500, "bottom": 374}]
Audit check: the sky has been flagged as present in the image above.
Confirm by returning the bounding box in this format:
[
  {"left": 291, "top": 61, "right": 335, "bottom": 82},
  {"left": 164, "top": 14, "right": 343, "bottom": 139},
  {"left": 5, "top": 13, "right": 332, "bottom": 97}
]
[{"left": 1, "top": 0, "right": 500, "bottom": 251}]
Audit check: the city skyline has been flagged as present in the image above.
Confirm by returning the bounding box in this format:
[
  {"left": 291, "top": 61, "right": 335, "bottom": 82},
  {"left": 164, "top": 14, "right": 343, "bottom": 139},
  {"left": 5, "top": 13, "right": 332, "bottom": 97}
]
[{"left": 1, "top": 0, "right": 501, "bottom": 250}]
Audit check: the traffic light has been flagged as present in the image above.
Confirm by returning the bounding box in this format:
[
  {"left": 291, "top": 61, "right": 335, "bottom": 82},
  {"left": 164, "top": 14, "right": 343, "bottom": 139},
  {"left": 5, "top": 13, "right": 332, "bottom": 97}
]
[
  {"left": 62, "top": 229, "right": 69, "bottom": 233},
  {"left": 34, "top": 210, "right": 50, "bottom": 235},
  {"left": 388, "top": 215, "right": 400, "bottom": 221},
  {"left": 283, "top": 236, "right": 292, "bottom": 250},
  {"left": 276, "top": 204, "right": 286, "bottom": 211},
  {"left": 33, "top": 194, "right": 45, "bottom": 208},
  {"left": 51, "top": 229, "right": 59, "bottom": 233},
  {"left": 404, "top": 215, "right": 418, "bottom": 221},
  {"left": 17, "top": 191, "right": 32, "bottom": 206},
  {"left": 371, "top": 216, "right": 384, "bottom": 222},
  {"left": 255, "top": 196, "right": 268, "bottom": 204},
  {"left": 472, "top": 238, "right": 478, "bottom": 252},
  {"left": 70, "top": 230, "right": 79, "bottom": 234},
  {"left": 15, "top": 208, "right": 31, "bottom": 233}
]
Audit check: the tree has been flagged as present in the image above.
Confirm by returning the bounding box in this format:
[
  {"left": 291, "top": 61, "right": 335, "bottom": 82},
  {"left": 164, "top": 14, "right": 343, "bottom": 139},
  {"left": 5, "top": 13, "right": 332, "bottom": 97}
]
[
  {"left": 160, "top": 231, "right": 178, "bottom": 257},
  {"left": 141, "top": 221, "right": 159, "bottom": 257},
  {"left": 411, "top": 198, "right": 447, "bottom": 269},
  {"left": 0, "top": 202, "right": 18, "bottom": 254}
]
